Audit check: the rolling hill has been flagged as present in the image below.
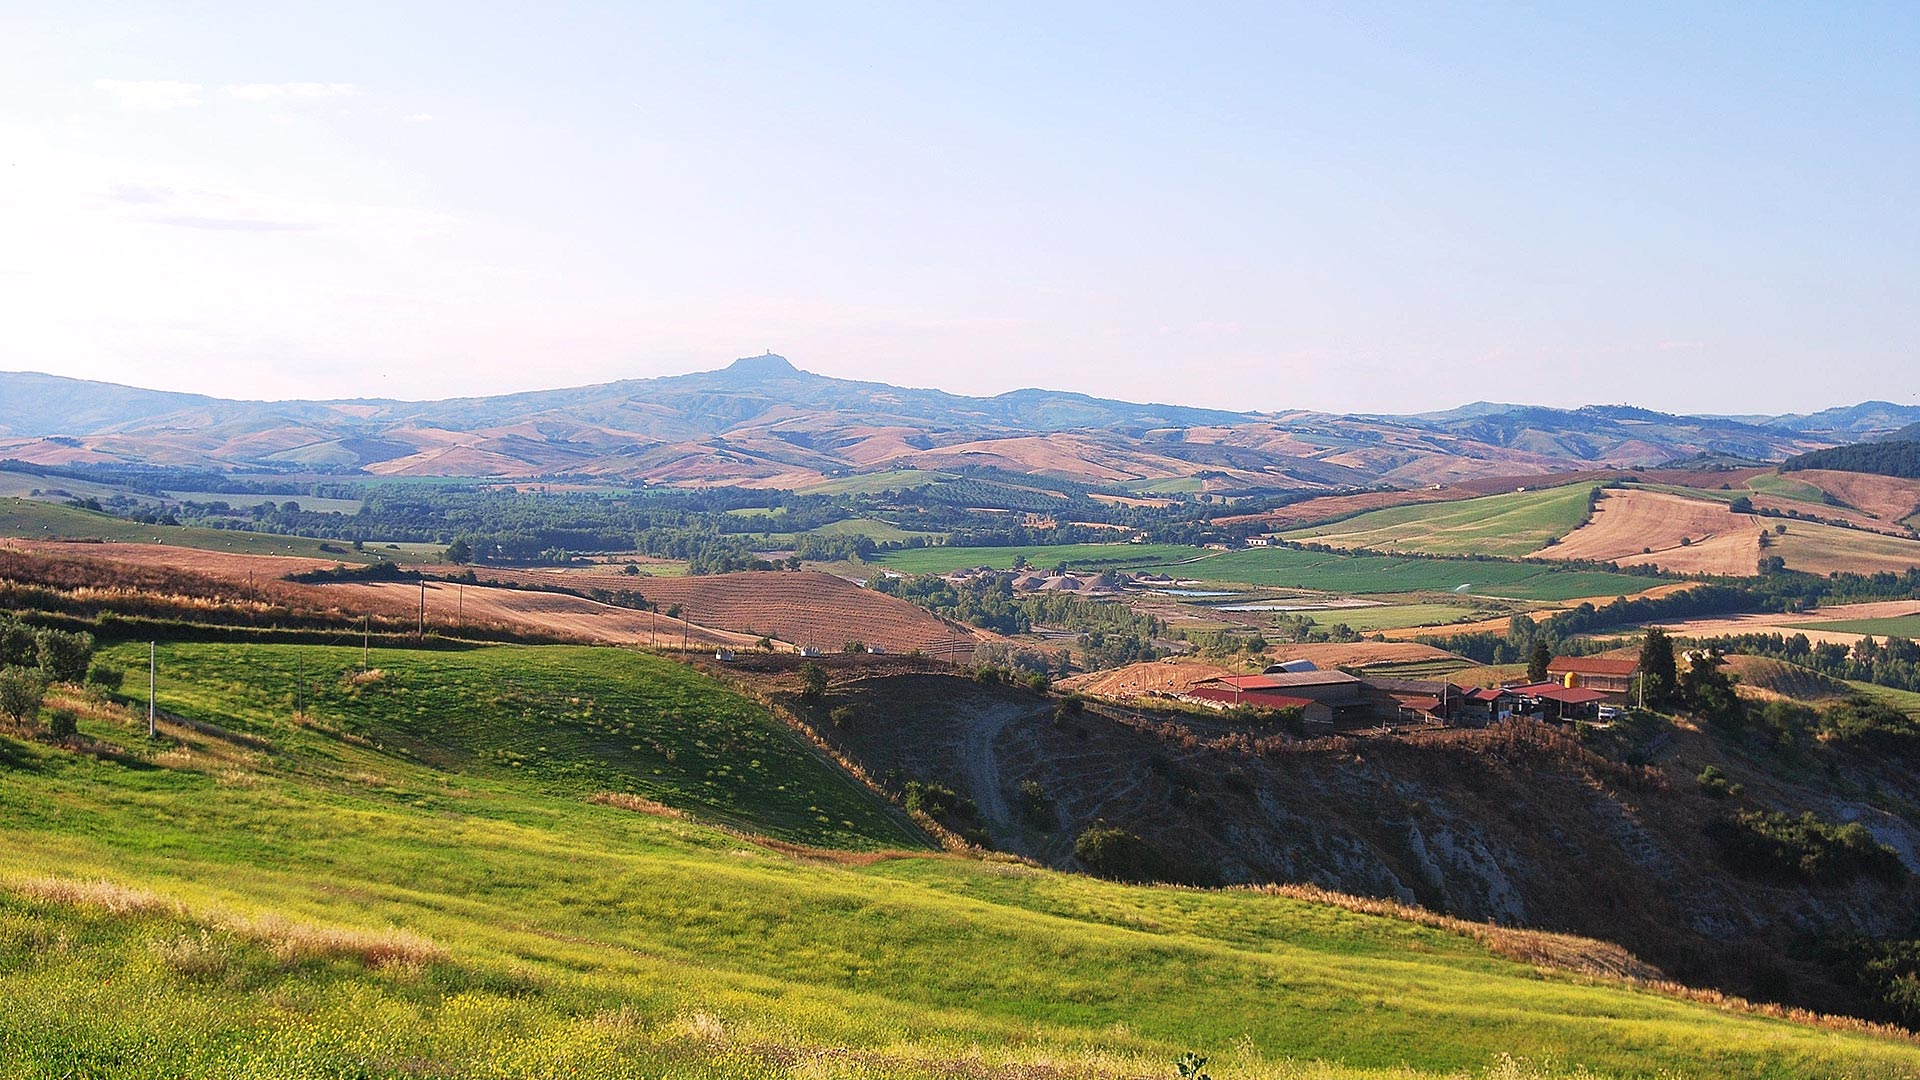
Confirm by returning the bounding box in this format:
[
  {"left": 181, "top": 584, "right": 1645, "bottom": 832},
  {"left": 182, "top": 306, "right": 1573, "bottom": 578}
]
[
  {"left": 4, "top": 640, "right": 1918, "bottom": 1077},
  {"left": 0, "top": 355, "right": 1850, "bottom": 492}
]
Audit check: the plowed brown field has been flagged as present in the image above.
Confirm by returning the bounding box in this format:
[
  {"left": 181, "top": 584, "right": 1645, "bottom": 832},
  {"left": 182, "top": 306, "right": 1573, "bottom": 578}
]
[
  {"left": 468, "top": 569, "right": 993, "bottom": 660},
  {"left": 318, "top": 580, "right": 756, "bottom": 648},
  {"left": 1533, "top": 490, "right": 1763, "bottom": 575},
  {"left": 1056, "top": 659, "right": 1236, "bottom": 699},
  {"left": 1790, "top": 470, "right": 1920, "bottom": 529},
  {"left": 1, "top": 539, "right": 342, "bottom": 580}
]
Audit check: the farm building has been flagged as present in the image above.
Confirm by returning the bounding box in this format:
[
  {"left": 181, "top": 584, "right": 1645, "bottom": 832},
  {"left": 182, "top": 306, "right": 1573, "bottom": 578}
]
[
  {"left": 1504, "top": 681, "right": 1611, "bottom": 722},
  {"left": 1186, "top": 671, "right": 1372, "bottom": 728},
  {"left": 1546, "top": 656, "right": 1639, "bottom": 695}
]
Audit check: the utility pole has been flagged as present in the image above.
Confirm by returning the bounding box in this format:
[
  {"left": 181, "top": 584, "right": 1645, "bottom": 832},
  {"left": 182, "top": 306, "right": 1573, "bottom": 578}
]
[
  {"left": 457, "top": 583, "right": 464, "bottom": 626},
  {"left": 147, "top": 642, "right": 155, "bottom": 738},
  {"left": 417, "top": 579, "right": 426, "bottom": 638},
  {"left": 363, "top": 614, "right": 370, "bottom": 671}
]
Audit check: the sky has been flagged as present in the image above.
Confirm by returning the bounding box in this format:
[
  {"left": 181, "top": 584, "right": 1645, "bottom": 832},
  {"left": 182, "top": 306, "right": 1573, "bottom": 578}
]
[{"left": 1, "top": 2, "right": 1915, "bottom": 417}]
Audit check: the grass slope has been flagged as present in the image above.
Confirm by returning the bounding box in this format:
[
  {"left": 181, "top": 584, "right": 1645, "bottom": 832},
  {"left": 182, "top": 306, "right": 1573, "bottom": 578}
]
[
  {"left": 0, "top": 498, "right": 378, "bottom": 562},
  {"left": 100, "top": 642, "right": 920, "bottom": 849},
  {"left": 1284, "top": 484, "right": 1597, "bottom": 558},
  {"left": 0, "top": 644, "right": 1915, "bottom": 1078}
]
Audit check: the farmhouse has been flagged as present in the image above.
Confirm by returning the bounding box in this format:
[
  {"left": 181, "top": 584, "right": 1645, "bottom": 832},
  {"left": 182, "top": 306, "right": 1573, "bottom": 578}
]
[
  {"left": 1186, "top": 671, "right": 1371, "bottom": 728},
  {"left": 1504, "top": 681, "right": 1612, "bottom": 722},
  {"left": 1546, "top": 655, "right": 1639, "bottom": 696}
]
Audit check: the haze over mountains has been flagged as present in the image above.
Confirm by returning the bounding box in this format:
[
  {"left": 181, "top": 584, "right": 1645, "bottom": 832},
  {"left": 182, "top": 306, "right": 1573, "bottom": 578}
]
[{"left": 2, "top": 355, "right": 1916, "bottom": 493}]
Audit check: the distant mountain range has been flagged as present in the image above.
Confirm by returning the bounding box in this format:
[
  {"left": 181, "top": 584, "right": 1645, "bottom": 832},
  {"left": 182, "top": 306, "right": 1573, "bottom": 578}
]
[{"left": 1, "top": 355, "right": 1913, "bottom": 493}]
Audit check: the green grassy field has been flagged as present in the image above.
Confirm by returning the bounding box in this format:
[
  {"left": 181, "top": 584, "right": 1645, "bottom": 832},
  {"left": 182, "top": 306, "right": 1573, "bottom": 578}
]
[
  {"left": 1302, "top": 603, "right": 1488, "bottom": 632},
  {"left": 164, "top": 490, "right": 366, "bottom": 515},
  {"left": 728, "top": 517, "right": 941, "bottom": 545},
  {"left": 0, "top": 498, "right": 381, "bottom": 562},
  {"left": 95, "top": 642, "right": 917, "bottom": 850},
  {"left": 873, "top": 543, "right": 1209, "bottom": 575},
  {"left": 0, "top": 642, "right": 1915, "bottom": 1078},
  {"left": 1792, "top": 614, "right": 1920, "bottom": 639},
  {"left": 1283, "top": 484, "right": 1598, "bottom": 558},
  {"left": 1152, "top": 548, "right": 1658, "bottom": 602},
  {"left": 1849, "top": 681, "right": 1920, "bottom": 716},
  {"left": 1742, "top": 473, "right": 1833, "bottom": 507}
]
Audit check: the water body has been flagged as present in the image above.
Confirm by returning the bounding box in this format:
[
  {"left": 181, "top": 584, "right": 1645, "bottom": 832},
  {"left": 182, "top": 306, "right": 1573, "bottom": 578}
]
[{"left": 1155, "top": 589, "right": 1237, "bottom": 597}]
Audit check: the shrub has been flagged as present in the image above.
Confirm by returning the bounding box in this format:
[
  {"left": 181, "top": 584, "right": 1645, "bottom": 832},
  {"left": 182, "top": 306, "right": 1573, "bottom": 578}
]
[
  {"left": 85, "top": 663, "right": 125, "bottom": 693},
  {"left": 44, "top": 709, "right": 77, "bottom": 739},
  {"left": 1695, "top": 765, "right": 1743, "bottom": 799},
  {"left": 0, "top": 666, "right": 46, "bottom": 723},
  {"left": 1707, "top": 810, "right": 1905, "bottom": 884},
  {"left": 828, "top": 705, "right": 855, "bottom": 728},
  {"left": 1075, "top": 823, "right": 1186, "bottom": 884},
  {"left": 798, "top": 663, "right": 827, "bottom": 705},
  {"left": 34, "top": 628, "right": 94, "bottom": 683},
  {"left": 1017, "top": 780, "right": 1052, "bottom": 826}
]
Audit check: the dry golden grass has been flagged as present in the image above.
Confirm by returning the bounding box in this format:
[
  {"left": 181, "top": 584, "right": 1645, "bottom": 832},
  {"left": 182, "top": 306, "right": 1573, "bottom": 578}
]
[
  {"left": 11, "top": 875, "right": 181, "bottom": 916},
  {"left": 218, "top": 910, "right": 447, "bottom": 969}
]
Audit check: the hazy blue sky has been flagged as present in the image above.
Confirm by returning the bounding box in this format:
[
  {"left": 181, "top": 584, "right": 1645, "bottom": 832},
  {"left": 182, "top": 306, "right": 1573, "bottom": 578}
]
[{"left": 1, "top": 3, "right": 1914, "bottom": 415}]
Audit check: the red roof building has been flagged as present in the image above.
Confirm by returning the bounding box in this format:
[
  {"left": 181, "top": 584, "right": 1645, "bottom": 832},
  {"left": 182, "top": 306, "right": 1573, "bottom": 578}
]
[{"left": 1546, "top": 655, "right": 1639, "bottom": 694}]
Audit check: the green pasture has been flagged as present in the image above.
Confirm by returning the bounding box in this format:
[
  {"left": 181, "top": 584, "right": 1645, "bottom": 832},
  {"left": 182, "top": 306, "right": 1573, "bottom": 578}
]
[
  {"left": 873, "top": 542, "right": 1209, "bottom": 575},
  {"left": 1792, "top": 614, "right": 1920, "bottom": 639},
  {"left": 0, "top": 642, "right": 1913, "bottom": 1078},
  {"left": 1284, "top": 484, "right": 1597, "bottom": 558},
  {"left": 1742, "top": 473, "right": 1833, "bottom": 507},
  {"left": 1150, "top": 547, "right": 1659, "bottom": 602},
  {"left": 96, "top": 642, "right": 918, "bottom": 850},
  {"left": 164, "top": 491, "right": 366, "bottom": 515},
  {"left": 1303, "top": 603, "right": 1488, "bottom": 632}
]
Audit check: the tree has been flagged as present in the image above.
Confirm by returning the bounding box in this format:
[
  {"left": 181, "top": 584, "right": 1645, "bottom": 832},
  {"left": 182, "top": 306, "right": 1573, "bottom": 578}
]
[
  {"left": 1729, "top": 495, "right": 1754, "bottom": 514},
  {"left": 1528, "top": 641, "right": 1553, "bottom": 683},
  {"left": 443, "top": 538, "right": 473, "bottom": 564},
  {"left": 0, "top": 666, "right": 45, "bottom": 723},
  {"left": 34, "top": 628, "right": 94, "bottom": 684},
  {"left": 1679, "top": 651, "right": 1743, "bottom": 726},
  {"left": 1639, "top": 628, "right": 1679, "bottom": 709},
  {"left": 798, "top": 663, "right": 827, "bottom": 704}
]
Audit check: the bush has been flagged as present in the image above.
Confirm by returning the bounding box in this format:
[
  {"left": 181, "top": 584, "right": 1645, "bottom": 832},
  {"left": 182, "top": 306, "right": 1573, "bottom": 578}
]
[
  {"left": 0, "top": 666, "right": 46, "bottom": 723},
  {"left": 1073, "top": 823, "right": 1197, "bottom": 884},
  {"left": 85, "top": 663, "right": 126, "bottom": 693},
  {"left": 1707, "top": 810, "right": 1905, "bottom": 884},
  {"left": 828, "top": 705, "right": 855, "bottom": 728},
  {"left": 1695, "top": 765, "right": 1743, "bottom": 799},
  {"left": 798, "top": 663, "right": 827, "bottom": 705},
  {"left": 44, "top": 709, "right": 78, "bottom": 739},
  {"left": 1017, "top": 780, "right": 1052, "bottom": 826}
]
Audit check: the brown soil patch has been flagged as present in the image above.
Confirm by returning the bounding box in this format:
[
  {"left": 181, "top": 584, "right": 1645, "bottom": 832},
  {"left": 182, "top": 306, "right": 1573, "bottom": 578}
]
[
  {"left": 1791, "top": 470, "right": 1920, "bottom": 528},
  {"left": 1056, "top": 659, "right": 1236, "bottom": 699},
  {"left": 1535, "top": 490, "right": 1763, "bottom": 575},
  {"left": 317, "top": 581, "right": 754, "bottom": 648},
  {"left": 465, "top": 569, "right": 992, "bottom": 660},
  {"left": 1, "top": 539, "right": 341, "bottom": 581},
  {"left": 1650, "top": 613, "right": 1865, "bottom": 646}
]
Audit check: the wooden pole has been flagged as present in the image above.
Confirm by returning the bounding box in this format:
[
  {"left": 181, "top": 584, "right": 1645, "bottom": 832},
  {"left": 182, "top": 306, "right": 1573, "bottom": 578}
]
[
  {"left": 147, "top": 642, "right": 155, "bottom": 738},
  {"left": 417, "top": 579, "right": 426, "bottom": 638},
  {"left": 363, "top": 614, "right": 370, "bottom": 671}
]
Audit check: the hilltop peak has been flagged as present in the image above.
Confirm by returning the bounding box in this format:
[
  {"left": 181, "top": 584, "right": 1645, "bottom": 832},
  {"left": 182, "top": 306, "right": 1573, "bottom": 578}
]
[{"left": 722, "top": 352, "right": 802, "bottom": 379}]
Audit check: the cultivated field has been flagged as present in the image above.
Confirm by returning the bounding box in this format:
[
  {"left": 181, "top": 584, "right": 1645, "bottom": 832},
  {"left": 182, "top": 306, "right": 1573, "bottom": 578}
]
[
  {"left": 873, "top": 542, "right": 1206, "bottom": 576},
  {"left": 1283, "top": 483, "right": 1597, "bottom": 558},
  {"left": 0, "top": 498, "right": 381, "bottom": 562},
  {"left": 1146, "top": 547, "right": 1660, "bottom": 602},
  {"left": 1536, "top": 488, "right": 1764, "bottom": 575},
  {"left": 3, "top": 641, "right": 1914, "bottom": 1077},
  {"left": 1782, "top": 469, "right": 1920, "bottom": 529},
  {"left": 319, "top": 580, "right": 759, "bottom": 649},
  {"left": 473, "top": 568, "right": 992, "bottom": 658}
]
